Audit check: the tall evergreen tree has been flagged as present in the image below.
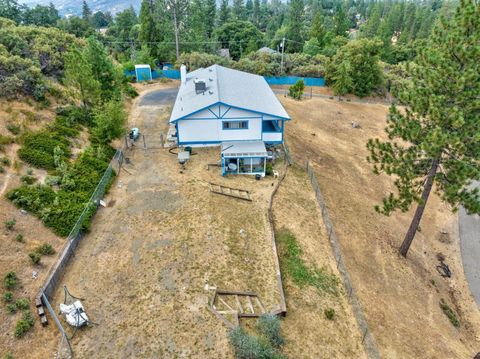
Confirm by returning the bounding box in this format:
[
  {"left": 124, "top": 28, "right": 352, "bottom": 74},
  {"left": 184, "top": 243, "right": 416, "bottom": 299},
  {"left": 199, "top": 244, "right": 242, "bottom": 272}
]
[
  {"left": 82, "top": 0, "right": 91, "bottom": 20},
  {"left": 218, "top": 0, "right": 230, "bottom": 26},
  {"left": 253, "top": 0, "right": 260, "bottom": 26},
  {"left": 205, "top": 0, "right": 216, "bottom": 38},
  {"left": 286, "top": 0, "right": 305, "bottom": 52},
  {"left": 310, "top": 10, "right": 326, "bottom": 47},
  {"left": 232, "top": 0, "right": 245, "bottom": 20},
  {"left": 139, "top": 0, "right": 159, "bottom": 58},
  {"left": 367, "top": 0, "right": 480, "bottom": 257}
]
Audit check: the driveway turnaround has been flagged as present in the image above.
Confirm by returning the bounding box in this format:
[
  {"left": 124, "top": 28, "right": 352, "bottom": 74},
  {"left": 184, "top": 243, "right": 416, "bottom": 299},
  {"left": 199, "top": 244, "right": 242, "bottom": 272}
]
[{"left": 459, "top": 181, "right": 480, "bottom": 306}]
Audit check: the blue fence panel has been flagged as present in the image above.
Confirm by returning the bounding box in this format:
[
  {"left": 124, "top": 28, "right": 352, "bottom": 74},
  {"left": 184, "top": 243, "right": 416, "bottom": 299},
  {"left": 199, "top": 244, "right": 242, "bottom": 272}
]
[
  {"left": 264, "top": 76, "right": 325, "bottom": 87},
  {"left": 136, "top": 68, "right": 152, "bottom": 82},
  {"left": 126, "top": 68, "right": 325, "bottom": 86}
]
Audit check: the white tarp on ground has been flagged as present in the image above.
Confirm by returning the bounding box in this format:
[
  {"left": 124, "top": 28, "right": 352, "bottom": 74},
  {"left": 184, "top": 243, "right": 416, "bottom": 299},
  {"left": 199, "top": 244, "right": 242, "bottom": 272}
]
[
  {"left": 60, "top": 300, "right": 89, "bottom": 327},
  {"left": 221, "top": 141, "right": 268, "bottom": 158}
]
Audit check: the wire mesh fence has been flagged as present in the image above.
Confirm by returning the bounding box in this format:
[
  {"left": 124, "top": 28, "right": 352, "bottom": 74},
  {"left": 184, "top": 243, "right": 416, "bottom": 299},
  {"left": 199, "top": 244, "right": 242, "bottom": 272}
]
[
  {"left": 38, "top": 147, "right": 126, "bottom": 358},
  {"left": 306, "top": 160, "right": 381, "bottom": 359}
]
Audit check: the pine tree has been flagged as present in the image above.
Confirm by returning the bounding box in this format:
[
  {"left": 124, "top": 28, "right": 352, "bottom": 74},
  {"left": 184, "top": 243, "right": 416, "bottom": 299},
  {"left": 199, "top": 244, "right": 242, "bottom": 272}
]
[
  {"left": 310, "top": 10, "right": 326, "bottom": 47},
  {"left": 334, "top": 5, "right": 349, "bottom": 36},
  {"left": 64, "top": 45, "right": 101, "bottom": 109},
  {"left": 139, "top": 0, "right": 159, "bottom": 58},
  {"left": 367, "top": 0, "right": 480, "bottom": 257},
  {"left": 331, "top": 60, "right": 352, "bottom": 98},
  {"left": 286, "top": 0, "right": 304, "bottom": 52},
  {"left": 205, "top": 0, "right": 216, "bottom": 38},
  {"left": 253, "top": 0, "right": 260, "bottom": 26},
  {"left": 232, "top": 0, "right": 245, "bottom": 20},
  {"left": 218, "top": 0, "right": 230, "bottom": 26},
  {"left": 82, "top": 0, "right": 91, "bottom": 20}
]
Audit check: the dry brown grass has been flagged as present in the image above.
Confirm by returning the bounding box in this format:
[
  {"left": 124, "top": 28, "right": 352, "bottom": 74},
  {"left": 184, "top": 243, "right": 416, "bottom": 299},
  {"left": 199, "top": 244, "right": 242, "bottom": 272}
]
[{"left": 281, "top": 94, "right": 480, "bottom": 358}]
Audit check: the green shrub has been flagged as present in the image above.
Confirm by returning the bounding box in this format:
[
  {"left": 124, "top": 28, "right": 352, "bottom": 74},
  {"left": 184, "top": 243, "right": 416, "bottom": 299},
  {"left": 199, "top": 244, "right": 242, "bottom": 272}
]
[
  {"left": 229, "top": 327, "right": 282, "bottom": 359},
  {"left": 5, "top": 123, "right": 20, "bottom": 136},
  {"left": 18, "top": 131, "right": 70, "bottom": 170},
  {"left": 324, "top": 308, "right": 335, "bottom": 320},
  {"left": 15, "top": 298, "right": 29, "bottom": 310},
  {"left": 14, "top": 310, "right": 34, "bottom": 338},
  {"left": 28, "top": 252, "right": 41, "bottom": 265},
  {"left": 4, "top": 271, "right": 17, "bottom": 289},
  {"left": 288, "top": 79, "right": 305, "bottom": 100},
  {"left": 0, "top": 165, "right": 4, "bottom": 174},
  {"left": 36, "top": 243, "right": 55, "bottom": 255},
  {"left": 440, "top": 299, "right": 460, "bottom": 327},
  {"left": 4, "top": 352, "right": 13, "bottom": 359},
  {"left": 0, "top": 157, "right": 10, "bottom": 166},
  {"left": 0, "top": 134, "right": 14, "bottom": 151},
  {"left": 20, "top": 175, "right": 37, "bottom": 185},
  {"left": 7, "top": 303, "right": 17, "bottom": 314},
  {"left": 15, "top": 234, "right": 24, "bottom": 242},
  {"left": 5, "top": 219, "right": 16, "bottom": 230},
  {"left": 3, "top": 291, "right": 13, "bottom": 302},
  {"left": 257, "top": 314, "right": 284, "bottom": 348},
  {"left": 265, "top": 163, "right": 273, "bottom": 176},
  {"left": 277, "top": 229, "right": 338, "bottom": 294},
  {"left": 26, "top": 168, "right": 33, "bottom": 175}
]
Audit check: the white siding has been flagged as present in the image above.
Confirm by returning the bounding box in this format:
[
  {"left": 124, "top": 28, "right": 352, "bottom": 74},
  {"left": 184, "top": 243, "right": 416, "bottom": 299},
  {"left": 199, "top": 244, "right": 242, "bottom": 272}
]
[
  {"left": 262, "top": 132, "right": 283, "bottom": 143},
  {"left": 219, "top": 118, "right": 262, "bottom": 142},
  {"left": 178, "top": 119, "right": 219, "bottom": 144}
]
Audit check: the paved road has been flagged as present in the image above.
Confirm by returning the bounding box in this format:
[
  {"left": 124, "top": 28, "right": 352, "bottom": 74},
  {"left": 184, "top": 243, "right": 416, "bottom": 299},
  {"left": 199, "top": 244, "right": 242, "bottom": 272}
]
[
  {"left": 139, "top": 87, "right": 178, "bottom": 106},
  {"left": 459, "top": 181, "right": 480, "bottom": 306}
]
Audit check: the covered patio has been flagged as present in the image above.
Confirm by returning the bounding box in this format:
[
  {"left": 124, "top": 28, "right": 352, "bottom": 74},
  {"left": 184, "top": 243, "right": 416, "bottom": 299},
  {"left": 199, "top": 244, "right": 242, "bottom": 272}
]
[{"left": 221, "top": 141, "right": 268, "bottom": 176}]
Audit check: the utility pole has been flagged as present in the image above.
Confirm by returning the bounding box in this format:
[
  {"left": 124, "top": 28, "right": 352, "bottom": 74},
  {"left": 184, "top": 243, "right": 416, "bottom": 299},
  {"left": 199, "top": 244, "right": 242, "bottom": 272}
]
[
  {"left": 280, "top": 37, "right": 285, "bottom": 74},
  {"left": 172, "top": 4, "right": 180, "bottom": 60}
]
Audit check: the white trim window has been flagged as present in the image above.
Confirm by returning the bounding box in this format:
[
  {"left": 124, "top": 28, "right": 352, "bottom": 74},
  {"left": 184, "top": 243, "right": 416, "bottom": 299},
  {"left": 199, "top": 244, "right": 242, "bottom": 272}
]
[{"left": 223, "top": 120, "right": 248, "bottom": 130}]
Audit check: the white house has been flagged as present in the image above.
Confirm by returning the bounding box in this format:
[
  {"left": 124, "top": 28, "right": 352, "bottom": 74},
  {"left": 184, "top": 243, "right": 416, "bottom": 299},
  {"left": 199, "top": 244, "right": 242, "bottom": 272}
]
[{"left": 169, "top": 64, "right": 290, "bottom": 176}]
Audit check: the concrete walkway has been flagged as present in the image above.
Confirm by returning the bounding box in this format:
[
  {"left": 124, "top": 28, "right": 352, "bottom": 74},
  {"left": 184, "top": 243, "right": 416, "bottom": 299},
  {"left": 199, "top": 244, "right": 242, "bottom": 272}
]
[{"left": 459, "top": 181, "right": 480, "bottom": 306}]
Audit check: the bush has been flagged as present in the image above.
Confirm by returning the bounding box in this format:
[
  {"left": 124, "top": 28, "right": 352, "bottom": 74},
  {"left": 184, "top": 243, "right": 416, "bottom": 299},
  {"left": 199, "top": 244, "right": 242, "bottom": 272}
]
[
  {"left": 265, "top": 163, "right": 273, "bottom": 176},
  {"left": 228, "top": 327, "right": 281, "bottom": 359},
  {"left": 36, "top": 243, "right": 55, "bottom": 255},
  {"left": 28, "top": 252, "right": 41, "bottom": 265},
  {"left": 324, "top": 308, "right": 335, "bottom": 320},
  {"left": 440, "top": 299, "right": 460, "bottom": 327},
  {"left": 4, "top": 271, "right": 17, "bottom": 289},
  {"left": 288, "top": 80, "right": 305, "bottom": 100},
  {"left": 20, "top": 175, "right": 36, "bottom": 185},
  {"left": 0, "top": 134, "right": 14, "bottom": 151},
  {"left": 0, "top": 166, "right": 4, "bottom": 174},
  {"left": 7, "top": 303, "right": 17, "bottom": 314},
  {"left": 14, "top": 310, "right": 34, "bottom": 338},
  {"left": 3, "top": 291, "right": 13, "bottom": 302},
  {"left": 15, "top": 234, "right": 24, "bottom": 242},
  {"left": 15, "top": 298, "right": 29, "bottom": 310},
  {"left": 257, "top": 314, "right": 284, "bottom": 348},
  {"left": 18, "top": 130, "right": 70, "bottom": 170},
  {"left": 0, "top": 157, "right": 11, "bottom": 166},
  {"left": 5, "top": 219, "right": 16, "bottom": 230},
  {"left": 4, "top": 352, "right": 13, "bottom": 359},
  {"left": 6, "top": 123, "right": 20, "bottom": 135}
]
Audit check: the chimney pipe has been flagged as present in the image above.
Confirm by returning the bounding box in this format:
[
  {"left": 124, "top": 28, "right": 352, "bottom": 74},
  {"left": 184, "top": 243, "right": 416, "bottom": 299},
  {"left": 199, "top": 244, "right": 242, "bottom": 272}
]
[{"left": 180, "top": 64, "right": 187, "bottom": 85}]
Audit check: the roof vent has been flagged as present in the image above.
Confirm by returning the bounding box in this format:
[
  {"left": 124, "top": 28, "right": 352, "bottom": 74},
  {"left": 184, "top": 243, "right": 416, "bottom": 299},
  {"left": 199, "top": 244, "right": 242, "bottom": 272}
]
[
  {"left": 194, "top": 79, "right": 207, "bottom": 94},
  {"left": 209, "top": 90, "right": 213, "bottom": 95},
  {"left": 209, "top": 68, "right": 213, "bottom": 72},
  {"left": 209, "top": 77, "right": 213, "bottom": 82}
]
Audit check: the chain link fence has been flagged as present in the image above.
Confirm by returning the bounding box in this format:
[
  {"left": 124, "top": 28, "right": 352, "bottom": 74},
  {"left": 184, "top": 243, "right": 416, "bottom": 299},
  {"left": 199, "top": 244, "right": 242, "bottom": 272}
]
[
  {"left": 38, "top": 147, "right": 126, "bottom": 358},
  {"left": 306, "top": 160, "right": 381, "bottom": 359}
]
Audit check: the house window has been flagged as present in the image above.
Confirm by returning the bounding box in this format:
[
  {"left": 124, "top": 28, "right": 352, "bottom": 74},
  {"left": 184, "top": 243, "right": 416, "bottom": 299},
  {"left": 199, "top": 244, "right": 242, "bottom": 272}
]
[{"left": 223, "top": 121, "right": 248, "bottom": 130}]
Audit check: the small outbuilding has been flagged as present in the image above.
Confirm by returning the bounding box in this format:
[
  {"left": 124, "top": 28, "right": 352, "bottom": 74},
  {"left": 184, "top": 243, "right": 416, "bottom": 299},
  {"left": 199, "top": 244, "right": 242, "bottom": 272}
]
[{"left": 135, "top": 64, "right": 152, "bottom": 82}]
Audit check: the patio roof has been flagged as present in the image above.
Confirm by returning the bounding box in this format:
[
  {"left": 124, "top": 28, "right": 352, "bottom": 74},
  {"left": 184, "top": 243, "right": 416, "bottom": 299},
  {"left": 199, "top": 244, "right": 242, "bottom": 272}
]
[{"left": 221, "top": 141, "right": 268, "bottom": 158}]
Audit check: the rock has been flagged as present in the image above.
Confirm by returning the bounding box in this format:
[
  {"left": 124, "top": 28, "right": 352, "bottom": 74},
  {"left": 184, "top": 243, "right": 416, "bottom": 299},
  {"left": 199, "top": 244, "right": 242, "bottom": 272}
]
[
  {"left": 351, "top": 122, "right": 361, "bottom": 129},
  {"left": 20, "top": 209, "right": 28, "bottom": 215}
]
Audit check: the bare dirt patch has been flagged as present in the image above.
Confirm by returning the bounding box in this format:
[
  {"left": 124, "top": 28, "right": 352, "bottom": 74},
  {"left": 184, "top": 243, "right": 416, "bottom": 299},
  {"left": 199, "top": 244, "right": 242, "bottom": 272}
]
[{"left": 281, "top": 95, "right": 480, "bottom": 358}]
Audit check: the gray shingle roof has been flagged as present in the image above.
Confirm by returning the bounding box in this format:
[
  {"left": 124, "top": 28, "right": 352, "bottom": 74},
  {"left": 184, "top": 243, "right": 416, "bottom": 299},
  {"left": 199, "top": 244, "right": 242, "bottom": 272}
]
[{"left": 169, "top": 64, "right": 290, "bottom": 123}]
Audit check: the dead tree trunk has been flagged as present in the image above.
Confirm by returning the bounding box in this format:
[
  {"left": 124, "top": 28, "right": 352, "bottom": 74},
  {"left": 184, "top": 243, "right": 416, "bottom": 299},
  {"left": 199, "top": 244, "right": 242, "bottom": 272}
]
[{"left": 399, "top": 157, "right": 440, "bottom": 257}]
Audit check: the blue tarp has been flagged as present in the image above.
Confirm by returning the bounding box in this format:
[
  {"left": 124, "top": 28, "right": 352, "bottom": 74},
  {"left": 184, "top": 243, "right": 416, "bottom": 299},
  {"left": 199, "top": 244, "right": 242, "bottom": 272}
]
[{"left": 126, "top": 68, "right": 325, "bottom": 86}]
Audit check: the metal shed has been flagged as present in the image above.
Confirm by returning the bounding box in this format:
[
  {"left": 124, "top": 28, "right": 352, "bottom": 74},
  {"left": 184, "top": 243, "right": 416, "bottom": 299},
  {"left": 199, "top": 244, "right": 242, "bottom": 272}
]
[{"left": 135, "top": 64, "right": 152, "bottom": 82}]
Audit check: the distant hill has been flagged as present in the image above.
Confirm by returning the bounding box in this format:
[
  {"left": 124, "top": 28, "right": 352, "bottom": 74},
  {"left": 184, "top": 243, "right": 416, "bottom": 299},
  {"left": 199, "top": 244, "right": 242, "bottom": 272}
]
[{"left": 20, "top": 0, "right": 141, "bottom": 16}]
